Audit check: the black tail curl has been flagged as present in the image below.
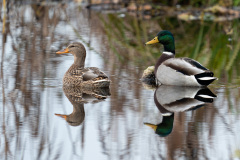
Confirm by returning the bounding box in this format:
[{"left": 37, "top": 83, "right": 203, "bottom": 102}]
[{"left": 195, "top": 72, "right": 216, "bottom": 86}]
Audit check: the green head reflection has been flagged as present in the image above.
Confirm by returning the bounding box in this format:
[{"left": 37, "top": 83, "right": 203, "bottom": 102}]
[{"left": 144, "top": 114, "right": 174, "bottom": 137}]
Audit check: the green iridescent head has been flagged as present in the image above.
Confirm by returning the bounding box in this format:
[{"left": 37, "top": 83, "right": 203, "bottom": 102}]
[{"left": 146, "top": 30, "right": 175, "bottom": 54}]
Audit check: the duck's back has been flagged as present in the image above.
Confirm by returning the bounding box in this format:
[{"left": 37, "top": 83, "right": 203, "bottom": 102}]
[
  {"left": 63, "top": 64, "right": 110, "bottom": 88},
  {"left": 156, "top": 58, "right": 214, "bottom": 86}
]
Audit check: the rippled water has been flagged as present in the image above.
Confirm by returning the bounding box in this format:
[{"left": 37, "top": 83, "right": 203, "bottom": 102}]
[{"left": 0, "top": 2, "right": 240, "bottom": 160}]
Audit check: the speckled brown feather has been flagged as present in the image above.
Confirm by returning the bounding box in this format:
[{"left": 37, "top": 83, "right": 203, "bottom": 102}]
[{"left": 63, "top": 64, "right": 110, "bottom": 88}]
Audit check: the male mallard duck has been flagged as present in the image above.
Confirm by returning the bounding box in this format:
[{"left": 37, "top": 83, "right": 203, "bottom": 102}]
[
  {"left": 145, "top": 30, "right": 217, "bottom": 87},
  {"left": 56, "top": 42, "right": 110, "bottom": 88}
]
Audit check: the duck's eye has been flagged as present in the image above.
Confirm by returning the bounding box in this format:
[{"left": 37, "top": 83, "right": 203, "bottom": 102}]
[{"left": 68, "top": 45, "right": 74, "bottom": 48}]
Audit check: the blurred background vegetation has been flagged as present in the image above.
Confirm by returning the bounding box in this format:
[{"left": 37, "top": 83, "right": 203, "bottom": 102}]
[{"left": 86, "top": 0, "right": 240, "bottom": 85}]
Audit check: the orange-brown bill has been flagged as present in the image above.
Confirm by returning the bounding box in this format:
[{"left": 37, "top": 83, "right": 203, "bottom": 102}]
[
  {"left": 55, "top": 113, "right": 67, "bottom": 120},
  {"left": 56, "top": 48, "right": 69, "bottom": 54}
]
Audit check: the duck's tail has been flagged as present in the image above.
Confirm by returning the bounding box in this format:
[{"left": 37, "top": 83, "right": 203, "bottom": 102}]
[{"left": 195, "top": 72, "right": 217, "bottom": 86}]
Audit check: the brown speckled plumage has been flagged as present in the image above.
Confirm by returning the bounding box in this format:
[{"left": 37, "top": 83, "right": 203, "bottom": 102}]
[
  {"left": 63, "top": 65, "right": 110, "bottom": 87},
  {"left": 56, "top": 42, "right": 111, "bottom": 88}
]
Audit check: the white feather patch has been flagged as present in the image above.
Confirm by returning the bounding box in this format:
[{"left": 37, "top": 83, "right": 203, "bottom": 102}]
[
  {"left": 198, "top": 94, "right": 215, "bottom": 99},
  {"left": 198, "top": 77, "right": 216, "bottom": 80},
  {"left": 94, "top": 79, "right": 108, "bottom": 82},
  {"left": 162, "top": 113, "right": 173, "bottom": 116},
  {"left": 163, "top": 51, "right": 174, "bottom": 56}
]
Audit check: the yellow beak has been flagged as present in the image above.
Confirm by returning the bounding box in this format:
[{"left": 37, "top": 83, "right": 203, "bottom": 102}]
[
  {"left": 144, "top": 123, "right": 157, "bottom": 131},
  {"left": 56, "top": 48, "right": 69, "bottom": 54},
  {"left": 145, "top": 36, "right": 159, "bottom": 45}
]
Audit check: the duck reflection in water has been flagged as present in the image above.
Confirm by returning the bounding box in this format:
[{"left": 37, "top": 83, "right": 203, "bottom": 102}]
[
  {"left": 55, "top": 86, "right": 110, "bottom": 126},
  {"left": 144, "top": 85, "right": 216, "bottom": 137}
]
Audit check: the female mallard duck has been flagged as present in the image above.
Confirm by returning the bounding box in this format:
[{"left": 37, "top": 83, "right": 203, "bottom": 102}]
[
  {"left": 145, "top": 30, "right": 217, "bottom": 87},
  {"left": 56, "top": 42, "right": 110, "bottom": 88}
]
